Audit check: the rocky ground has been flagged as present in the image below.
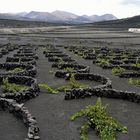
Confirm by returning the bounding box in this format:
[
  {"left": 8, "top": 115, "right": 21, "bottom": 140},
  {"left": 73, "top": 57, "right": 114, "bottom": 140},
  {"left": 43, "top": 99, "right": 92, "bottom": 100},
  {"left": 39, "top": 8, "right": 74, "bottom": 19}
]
[{"left": 0, "top": 26, "right": 140, "bottom": 140}]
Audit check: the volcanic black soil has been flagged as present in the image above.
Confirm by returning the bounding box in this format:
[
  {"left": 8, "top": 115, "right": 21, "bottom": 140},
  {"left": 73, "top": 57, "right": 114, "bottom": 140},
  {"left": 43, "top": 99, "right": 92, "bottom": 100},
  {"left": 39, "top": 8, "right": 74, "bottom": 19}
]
[
  {"left": 25, "top": 47, "right": 140, "bottom": 140},
  {"left": 0, "top": 26, "right": 140, "bottom": 140}
]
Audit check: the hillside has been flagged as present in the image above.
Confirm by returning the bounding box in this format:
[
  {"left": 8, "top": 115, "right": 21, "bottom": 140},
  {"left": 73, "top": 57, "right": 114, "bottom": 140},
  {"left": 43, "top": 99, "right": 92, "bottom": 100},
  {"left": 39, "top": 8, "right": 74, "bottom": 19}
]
[
  {"left": 89, "top": 15, "right": 140, "bottom": 28},
  {"left": 0, "top": 19, "right": 64, "bottom": 28},
  {"left": 0, "top": 14, "right": 139, "bottom": 28},
  {"left": 0, "top": 10, "right": 117, "bottom": 24}
]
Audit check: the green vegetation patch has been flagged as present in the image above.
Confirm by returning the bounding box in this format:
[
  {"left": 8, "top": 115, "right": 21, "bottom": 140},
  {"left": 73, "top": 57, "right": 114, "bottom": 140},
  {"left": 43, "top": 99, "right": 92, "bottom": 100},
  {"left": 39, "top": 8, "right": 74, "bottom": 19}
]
[
  {"left": 58, "top": 74, "right": 89, "bottom": 92},
  {"left": 63, "top": 67, "right": 74, "bottom": 73},
  {"left": 1, "top": 78, "right": 29, "bottom": 93},
  {"left": 38, "top": 83, "right": 59, "bottom": 94},
  {"left": 39, "top": 74, "right": 89, "bottom": 94},
  {"left": 96, "top": 58, "right": 109, "bottom": 66},
  {"left": 131, "top": 63, "right": 140, "bottom": 68},
  {"left": 128, "top": 78, "right": 140, "bottom": 86},
  {"left": 70, "top": 98, "right": 128, "bottom": 140},
  {"left": 58, "top": 58, "right": 65, "bottom": 65},
  {"left": 112, "top": 66, "right": 125, "bottom": 76},
  {"left": 9, "top": 68, "right": 24, "bottom": 73}
]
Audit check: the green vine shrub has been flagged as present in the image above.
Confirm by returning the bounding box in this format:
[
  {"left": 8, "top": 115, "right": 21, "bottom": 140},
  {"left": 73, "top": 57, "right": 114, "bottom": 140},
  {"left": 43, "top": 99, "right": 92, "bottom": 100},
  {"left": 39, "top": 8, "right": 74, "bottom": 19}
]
[
  {"left": 128, "top": 78, "right": 140, "bottom": 86},
  {"left": 58, "top": 74, "right": 88, "bottom": 92},
  {"left": 70, "top": 98, "right": 128, "bottom": 140},
  {"left": 112, "top": 66, "right": 125, "bottom": 76},
  {"left": 9, "top": 68, "right": 24, "bottom": 73},
  {"left": 131, "top": 63, "right": 140, "bottom": 68},
  {"left": 63, "top": 67, "right": 74, "bottom": 73},
  {"left": 2, "top": 78, "right": 29, "bottom": 93},
  {"left": 39, "top": 74, "right": 89, "bottom": 94},
  {"left": 130, "top": 57, "right": 140, "bottom": 67},
  {"left": 96, "top": 58, "right": 109, "bottom": 66},
  {"left": 38, "top": 83, "right": 59, "bottom": 94}
]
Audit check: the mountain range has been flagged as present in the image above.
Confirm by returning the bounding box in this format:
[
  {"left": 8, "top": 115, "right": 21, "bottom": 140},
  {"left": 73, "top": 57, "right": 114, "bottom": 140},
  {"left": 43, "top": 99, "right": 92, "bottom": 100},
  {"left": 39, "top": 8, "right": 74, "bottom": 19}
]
[
  {"left": 0, "top": 10, "right": 117, "bottom": 24},
  {"left": 90, "top": 14, "right": 140, "bottom": 28}
]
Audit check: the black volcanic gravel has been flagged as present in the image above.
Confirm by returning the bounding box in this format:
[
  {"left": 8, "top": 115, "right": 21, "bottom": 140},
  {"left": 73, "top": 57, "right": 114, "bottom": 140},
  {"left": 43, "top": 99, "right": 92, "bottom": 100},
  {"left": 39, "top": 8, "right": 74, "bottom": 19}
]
[{"left": 25, "top": 48, "right": 140, "bottom": 140}]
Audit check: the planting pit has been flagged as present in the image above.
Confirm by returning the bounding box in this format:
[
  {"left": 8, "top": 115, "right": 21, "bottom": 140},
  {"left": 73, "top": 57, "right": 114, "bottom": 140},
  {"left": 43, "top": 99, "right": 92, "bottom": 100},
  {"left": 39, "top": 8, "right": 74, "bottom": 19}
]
[
  {"left": 0, "top": 63, "right": 37, "bottom": 77},
  {"left": 0, "top": 75, "right": 39, "bottom": 102}
]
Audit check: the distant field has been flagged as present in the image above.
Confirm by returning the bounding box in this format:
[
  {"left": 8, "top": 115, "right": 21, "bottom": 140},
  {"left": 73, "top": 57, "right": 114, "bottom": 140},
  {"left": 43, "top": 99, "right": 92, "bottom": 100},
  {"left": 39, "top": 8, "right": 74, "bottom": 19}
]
[{"left": 0, "top": 26, "right": 70, "bottom": 34}]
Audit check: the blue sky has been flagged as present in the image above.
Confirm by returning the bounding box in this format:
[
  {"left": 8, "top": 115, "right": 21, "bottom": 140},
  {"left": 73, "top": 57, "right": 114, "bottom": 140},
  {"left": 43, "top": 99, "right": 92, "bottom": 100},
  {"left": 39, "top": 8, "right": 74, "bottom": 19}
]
[{"left": 0, "top": 0, "right": 140, "bottom": 18}]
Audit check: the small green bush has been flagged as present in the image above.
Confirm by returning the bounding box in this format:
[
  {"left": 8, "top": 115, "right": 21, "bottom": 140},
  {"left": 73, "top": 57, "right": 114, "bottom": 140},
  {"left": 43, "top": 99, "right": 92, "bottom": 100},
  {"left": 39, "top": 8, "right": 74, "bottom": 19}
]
[
  {"left": 112, "top": 66, "right": 125, "bottom": 76},
  {"left": 2, "top": 78, "right": 29, "bottom": 93},
  {"left": 57, "top": 74, "right": 89, "bottom": 92},
  {"left": 63, "top": 67, "right": 74, "bottom": 73},
  {"left": 58, "top": 58, "right": 64, "bottom": 64},
  {"left": 131, "top": 63, "right": 140, "bottom": 68},
  {"left": 39, "top": 74, "right": 89, "bottom": 94},
  {"left": 128, "top": 78, "right": 140, "bottom": 86},
  {"left": 9, "top": 68, "right": 24, "bottom": 73},
  {"left": 39, "top": 83, "right": 59, "bottom": 94},
  {"left": 96, "top": 58, "right": 109, "bottom": 66},
  {"left": 69, "top": 74, "right": 88, "bottom": 89},
  {"left": 70, "top": 98, "right": 128, "bottom": 140}
]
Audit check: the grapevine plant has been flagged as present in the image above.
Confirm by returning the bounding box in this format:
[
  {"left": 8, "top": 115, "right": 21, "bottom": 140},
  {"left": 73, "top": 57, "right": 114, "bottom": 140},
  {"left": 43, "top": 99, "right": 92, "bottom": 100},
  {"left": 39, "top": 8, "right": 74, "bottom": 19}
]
[
  {"left": 9, "top": 68, "right": 24, "bottom": 73},
  {"left": 128, "top": 78, "right": 140, "bottom": 86},
  {"left": 96, "top": 58, "right": 109, "bottom": 66},
  {"left": 38, "top": 83, "right": 59, "bottom": 94},
  {"left": 1, "top": 78, "right": 29, "bottom": 93},
  {"left": 112, "top": 66, "right": 125, "bottom": 76},
  {"left": 63, "top": 67, "right": 74, "bottom": 73},
  {"left": 70, "top": 98, "right": 128, "bottom": 140},
  {"left": 131, "top": 57, "right": 140, "bottom": 68},
  {"left": 57, "top": 73, "right": 88, "bottom": 92},
  {"left": 39, "top": 74, "right": 88, "bottom": 94}
]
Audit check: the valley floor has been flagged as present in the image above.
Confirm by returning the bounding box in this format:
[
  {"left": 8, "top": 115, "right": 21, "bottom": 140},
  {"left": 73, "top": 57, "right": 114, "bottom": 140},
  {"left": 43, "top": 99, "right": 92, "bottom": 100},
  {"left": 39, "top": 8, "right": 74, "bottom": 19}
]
[{"left": 0, "top": 26, "right": 140, "bottom": 140}]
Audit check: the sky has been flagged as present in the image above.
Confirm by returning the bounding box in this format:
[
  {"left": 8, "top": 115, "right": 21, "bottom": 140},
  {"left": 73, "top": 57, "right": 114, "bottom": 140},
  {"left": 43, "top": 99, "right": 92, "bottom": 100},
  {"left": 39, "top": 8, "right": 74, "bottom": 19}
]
[{"left": 0, "top": 0, "right": 140, "bottom": 19}]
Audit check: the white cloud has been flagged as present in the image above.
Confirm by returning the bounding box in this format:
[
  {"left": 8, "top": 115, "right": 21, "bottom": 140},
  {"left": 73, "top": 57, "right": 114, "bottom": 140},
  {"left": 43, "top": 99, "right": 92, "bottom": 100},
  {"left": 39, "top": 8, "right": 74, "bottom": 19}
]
[
  {"left": 0, "top": 0, "right": 139, "bottom": 18},
  {"left": 121, "top": 0, "right": 140, "bottom": 5}
]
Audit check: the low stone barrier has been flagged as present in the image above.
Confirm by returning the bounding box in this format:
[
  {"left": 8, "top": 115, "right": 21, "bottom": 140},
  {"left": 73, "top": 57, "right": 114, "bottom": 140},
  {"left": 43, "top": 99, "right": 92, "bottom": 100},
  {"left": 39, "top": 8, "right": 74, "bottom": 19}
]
[
  {"left": 52, "top": 63, "right": 90, "bottom": 73},
  {"left": 1, "top": 49, "right": 9, "bottom": 55},
  {"left": 65, "top": 88, "right": 140, "bottom": 104},
  {"left": 45, "top": 52, "right": 68, "bottom": 58},
  {"left": 0, "top": 52, "right": 3, "bottom": 58},
  {"left": 0, "top": 75, "right": 39, "bottom": 103},
  {"left": 73, "top": 73, "right": 112, "bottom": 88},
  {"left": 119, "top": 72, "right": 140, "bottom": 78},
  {"left": 48, "top": 56, "right": 75, "bottom": 63},
  {"left": 6, "top": 57, "right": 36, "bottom": 65},
  {"left": 14, "top": 53, "right": 39, "bottom": 60},
  {"left": 0, "top": 63, "right": 37, "bottom": 77},
  {"left": 43, "top": 51, "right": 62, "bottom": 54},
  {"left": 0, "top": 98, "right": 40, "bottom": 140},
  {"left": 0, "top": 45, "right": 40, "bottom": 139}
]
